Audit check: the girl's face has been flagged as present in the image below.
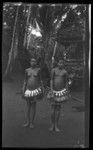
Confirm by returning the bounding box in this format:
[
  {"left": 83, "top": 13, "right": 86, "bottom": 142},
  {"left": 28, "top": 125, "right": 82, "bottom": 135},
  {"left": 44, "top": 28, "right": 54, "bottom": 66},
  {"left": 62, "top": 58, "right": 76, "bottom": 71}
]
[
  {"left": 58, "top": 61, "right": 64, "bottom": 69},
  {"left": 30, "top": 59, "right": 36, "bottom": 67}
]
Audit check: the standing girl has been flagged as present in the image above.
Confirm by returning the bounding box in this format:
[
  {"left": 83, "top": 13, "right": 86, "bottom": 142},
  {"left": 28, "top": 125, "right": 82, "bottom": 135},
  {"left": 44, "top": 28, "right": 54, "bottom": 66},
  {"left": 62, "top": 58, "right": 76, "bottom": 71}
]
[
  {"left": 47, "top": 60, "right": 69, "bottom": 132},
  {"left": 22, "top": 58, "right": 43, "bottom": 128}
]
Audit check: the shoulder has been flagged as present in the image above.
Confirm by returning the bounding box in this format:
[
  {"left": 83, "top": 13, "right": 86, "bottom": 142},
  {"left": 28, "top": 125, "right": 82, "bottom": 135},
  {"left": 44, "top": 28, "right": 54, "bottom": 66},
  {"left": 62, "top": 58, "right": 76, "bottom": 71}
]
[
  {"left": 51, "top": 68, "right": 57, "bottom": 76},
  {"left": 37, "top": 67, "right": 40, "bottom": 71},
  {"left": 63, "top": 69, "right": 68, "bottom": 74},
  {"left": 25, "top": 68, "right": 31, "bottom": 73},
  {"left": 34, "top": 67, "right": 41, "bottom": 75},
  {"left": 36, "top": 67, "right": 40, "bottom": 72},
  {"left": 25, "top": 68, "right": 30, "bottom": 71},
  {"left": 51, "top": 67, "right": 57, "bottom": 72}
]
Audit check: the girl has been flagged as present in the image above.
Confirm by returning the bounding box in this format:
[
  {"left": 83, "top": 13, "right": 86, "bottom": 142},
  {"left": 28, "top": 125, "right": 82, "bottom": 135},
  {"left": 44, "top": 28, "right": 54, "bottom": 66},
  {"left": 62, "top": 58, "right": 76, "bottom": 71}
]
[
  {"left": 47, "top": 60, "right": 69, "bottom": 132},
  {"left": 22, "top": 58, "right": 43, "bottom": 128}
]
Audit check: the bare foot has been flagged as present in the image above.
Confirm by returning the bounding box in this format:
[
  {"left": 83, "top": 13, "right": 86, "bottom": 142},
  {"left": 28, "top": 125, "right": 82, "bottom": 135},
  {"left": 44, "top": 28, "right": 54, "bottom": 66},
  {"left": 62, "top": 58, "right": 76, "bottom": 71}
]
[
  {"left": 54, "top": 127, "right": 60, "bottom": 132},
  {"left": 29, "top": 123, "right": 34, "bottom": 128},
  {"left": 23, "top": 122, "right": 30, "bottom": 127}
]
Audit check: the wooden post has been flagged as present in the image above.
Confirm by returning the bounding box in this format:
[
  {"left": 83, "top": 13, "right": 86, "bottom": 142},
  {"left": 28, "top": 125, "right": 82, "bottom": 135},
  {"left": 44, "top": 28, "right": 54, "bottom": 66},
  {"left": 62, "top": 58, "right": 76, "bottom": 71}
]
[
  {"left": 85, "top": 5, "right": 90, "bottom": 148},
  {"left": 51, "top": 41, "right": 57, "bottom": 68},
  {"left": 83, "top": 19, "right": 86, "bottom": 67},
  {"left": 23, "top": 4, "right": 31, "bottom": 48}
]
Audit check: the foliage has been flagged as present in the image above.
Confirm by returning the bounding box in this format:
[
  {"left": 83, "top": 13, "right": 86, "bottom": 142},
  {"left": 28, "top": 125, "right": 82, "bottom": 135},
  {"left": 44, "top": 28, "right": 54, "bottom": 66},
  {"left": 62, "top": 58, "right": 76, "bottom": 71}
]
[{"left": 3, "top": 3, "right": 87, "bottom": 75}]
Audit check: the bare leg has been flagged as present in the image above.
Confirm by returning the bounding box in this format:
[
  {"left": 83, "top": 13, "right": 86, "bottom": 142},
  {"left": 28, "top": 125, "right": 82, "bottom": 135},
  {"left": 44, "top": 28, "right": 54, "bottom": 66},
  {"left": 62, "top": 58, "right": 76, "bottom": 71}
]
[
  {"left": 49, "top": 104, "right": 55, "bottom": 131},
  {"left": 23, "top": 99, "right": 31, "bottom": 127},
  {"left": 30, "top": 101, "right": 36, "bottom": 128},
  {"left": 54, "top": 105, "right": 61, "bottom": 132}
]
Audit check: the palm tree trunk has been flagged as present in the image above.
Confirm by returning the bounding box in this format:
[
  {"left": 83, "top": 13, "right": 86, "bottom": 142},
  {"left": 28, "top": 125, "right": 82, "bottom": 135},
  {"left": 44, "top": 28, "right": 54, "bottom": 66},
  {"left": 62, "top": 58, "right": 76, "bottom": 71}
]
[{"left": 4, "top": 5, "right": 19, "bottom": 77}]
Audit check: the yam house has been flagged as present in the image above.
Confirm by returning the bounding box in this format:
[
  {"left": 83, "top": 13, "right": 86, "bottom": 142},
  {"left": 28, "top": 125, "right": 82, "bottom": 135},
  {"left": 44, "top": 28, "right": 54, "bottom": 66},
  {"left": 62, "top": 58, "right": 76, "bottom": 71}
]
[{"left": 56, "top": 25, "right": 85, "bottom": 90}]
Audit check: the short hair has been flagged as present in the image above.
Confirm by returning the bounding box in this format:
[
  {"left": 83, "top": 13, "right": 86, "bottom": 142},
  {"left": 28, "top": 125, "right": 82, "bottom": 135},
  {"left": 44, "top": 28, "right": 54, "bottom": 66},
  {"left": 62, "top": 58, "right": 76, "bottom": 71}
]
[
  {"left": 30, "top": 58, "right": 37, "bottom": 62},
  {"left": 58, "top": 60, "right": 64, "bottom": 64}
]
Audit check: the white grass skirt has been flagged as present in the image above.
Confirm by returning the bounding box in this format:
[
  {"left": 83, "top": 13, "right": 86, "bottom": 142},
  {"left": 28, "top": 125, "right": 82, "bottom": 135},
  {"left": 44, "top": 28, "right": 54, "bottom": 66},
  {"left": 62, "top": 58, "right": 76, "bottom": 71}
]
[
  {"left": 47, "top": 88, "right": 70, "bottom": 104},
  {"left": 24, "top": 87, "right": 42, "bottom": 97},
  {"left": 23, "top": 87, "right": 43, "bottom": 102}
]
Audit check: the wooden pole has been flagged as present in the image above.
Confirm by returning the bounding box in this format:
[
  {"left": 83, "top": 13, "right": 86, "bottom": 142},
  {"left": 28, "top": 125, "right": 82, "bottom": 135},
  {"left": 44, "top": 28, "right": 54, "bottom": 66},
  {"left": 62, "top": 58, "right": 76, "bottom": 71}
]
[
  {"left": 51, "top": 41, "right": 57, "bottom": 68},
  {"left": 89, "top": 4, "right": 91, "bottom": 87},
  {"left": 23, "top": 4, "right": 31, "bottom": 48}
]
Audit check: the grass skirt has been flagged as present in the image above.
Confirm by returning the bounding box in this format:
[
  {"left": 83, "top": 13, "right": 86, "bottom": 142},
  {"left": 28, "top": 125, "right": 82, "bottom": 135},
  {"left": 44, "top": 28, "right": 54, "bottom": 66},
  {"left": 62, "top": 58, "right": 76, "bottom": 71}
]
[
  {"left": 47, "top": 88, "right": 70, "bottom": 105},
  {"left": 23, "top": 87, "right": 43, "bottom": 102}
]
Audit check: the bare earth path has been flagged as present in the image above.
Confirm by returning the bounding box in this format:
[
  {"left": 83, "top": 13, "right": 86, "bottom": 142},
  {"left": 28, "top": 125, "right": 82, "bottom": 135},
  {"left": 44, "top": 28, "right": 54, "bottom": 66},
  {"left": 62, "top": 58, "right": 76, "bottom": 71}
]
[{"left": 2, "top": 76, "right": 85, "bottom": 148}]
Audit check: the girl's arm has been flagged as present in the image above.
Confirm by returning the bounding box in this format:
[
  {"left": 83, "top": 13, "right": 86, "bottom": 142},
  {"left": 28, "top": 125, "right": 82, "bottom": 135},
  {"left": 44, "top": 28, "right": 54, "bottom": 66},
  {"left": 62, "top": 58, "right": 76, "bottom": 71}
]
[
  {"left": 65, "top": 71, "right": 73, "bottom": 89},
  {"left": 39, "top": 68, "right": 45, "bottom": 94},
  {"left": 38, "top": 68, "right": 43, "bottom": 87},
  {"left": 50, "top": 69, "right": 55, "bottom": 90},
  {"left": 65, "top": 71, "right": 69, "bottom": 89},
  {"left": 22, "top": 70, "right": 27, "bottom": 93}
]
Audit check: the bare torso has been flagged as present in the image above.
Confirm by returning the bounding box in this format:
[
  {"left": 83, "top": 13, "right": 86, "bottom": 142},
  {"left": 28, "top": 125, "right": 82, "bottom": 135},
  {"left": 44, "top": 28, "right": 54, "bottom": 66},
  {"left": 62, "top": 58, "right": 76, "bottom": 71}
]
[
  {"left": 26, "top": 67, "right": 41, "bottom": 90},
  {"left": 52, "top": 68, "right": 67, "bottom": 91}
]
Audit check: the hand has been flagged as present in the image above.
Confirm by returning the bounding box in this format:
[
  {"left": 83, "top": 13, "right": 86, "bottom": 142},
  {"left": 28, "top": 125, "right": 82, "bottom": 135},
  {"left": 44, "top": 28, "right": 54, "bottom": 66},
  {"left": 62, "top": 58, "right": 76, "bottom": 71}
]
[
  {"left": 22, "top": 88, "right": 25, "bottom": 95},
  {"left": 51, "top": 88, "right": 53, "bottom": 92},
  {"left": 22, "top": 93, "right": 25, "bottom": 99},
  {"left": 42, "top": 86, "right": 45, "bottom": 94},
  {"left": 68, "top": 80, "right": 72, "bottom": 85}
]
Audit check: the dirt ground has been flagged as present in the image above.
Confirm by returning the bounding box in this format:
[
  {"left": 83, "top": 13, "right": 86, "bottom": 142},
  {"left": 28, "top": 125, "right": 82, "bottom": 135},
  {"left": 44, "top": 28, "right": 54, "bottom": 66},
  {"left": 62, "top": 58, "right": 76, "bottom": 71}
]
[{"left": 2, "top": 75, "right": 85, "bottom": 148}]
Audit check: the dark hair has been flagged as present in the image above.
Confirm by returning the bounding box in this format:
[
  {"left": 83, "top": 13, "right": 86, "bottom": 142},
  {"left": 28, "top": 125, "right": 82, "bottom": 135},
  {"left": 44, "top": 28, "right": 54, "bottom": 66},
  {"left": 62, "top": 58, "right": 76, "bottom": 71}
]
[
  {"left": 29, "top": 58, "right": 37, "bottom": 62},
  {"left": 58, "top": 60, "right": 64, "bottom": 64}
]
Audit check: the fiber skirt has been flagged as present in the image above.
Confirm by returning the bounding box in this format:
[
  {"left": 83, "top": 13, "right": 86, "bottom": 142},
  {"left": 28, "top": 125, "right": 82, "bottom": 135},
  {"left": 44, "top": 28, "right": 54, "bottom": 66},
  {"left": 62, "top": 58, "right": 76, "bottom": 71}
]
[
  {"left": 47, "top": 88, "right": 70, "bottom": 105},
  {"left": 23, "top": 87, "right": 43, "bottom": 102}
]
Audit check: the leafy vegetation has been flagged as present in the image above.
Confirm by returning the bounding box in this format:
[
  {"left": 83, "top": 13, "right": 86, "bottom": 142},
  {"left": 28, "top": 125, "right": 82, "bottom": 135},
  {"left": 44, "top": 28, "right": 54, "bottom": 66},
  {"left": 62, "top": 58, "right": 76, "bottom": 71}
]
[{"left": 3, "top": 3, "right": 87, "bottom": 76}]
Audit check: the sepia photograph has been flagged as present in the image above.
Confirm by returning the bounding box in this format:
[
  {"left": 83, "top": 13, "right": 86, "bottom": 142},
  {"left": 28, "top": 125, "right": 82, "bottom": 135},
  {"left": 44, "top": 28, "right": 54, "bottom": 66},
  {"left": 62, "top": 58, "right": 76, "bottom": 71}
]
[{"left": 2, "top": 3, "right": 90, "bottom": 148}]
